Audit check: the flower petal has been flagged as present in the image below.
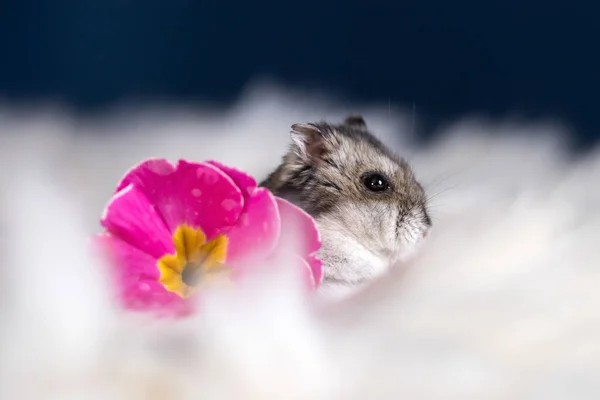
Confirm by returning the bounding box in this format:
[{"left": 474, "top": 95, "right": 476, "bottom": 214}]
[
  {"left": 116, "top": 159, "right": 244, "bottom": 240},
  {"left": 306, "top": 254, "right": 324, "bottom": 286},
  {"left": 225, "top": 188, "right": 281, "bottom": 269},
  {"left": 267, "top": 198, "right": 323, "bottom": 287},
  {"left": 93, "top": 233, "right": 161, "bottom": 281},
  {"left": 93, "top": 234, "right": 191, "bottom": 316},
  {"left": 276, "top": 197, "right": 322, "bottom": 256},
  {"left": 101, "top": 184, "right": 174, "bottom": 259},
  {"left": 263, "top": 252, "right": 318, "bottom": 292},
  {"left": 294, "top": 255, "right": 318, "bottom": 291},
  {"left": 206, "top": 160, "right": 257, "bottom": 198},
  {"left": 121, "top": 279, "right": 193, "bottom": 317},
  {"left": 115, "top": 158, "right": 176, "bottom": 193}
]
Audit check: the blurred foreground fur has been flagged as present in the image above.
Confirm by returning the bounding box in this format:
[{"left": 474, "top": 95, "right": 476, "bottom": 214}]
[{"left": 0, "top": 83, "right": 599, "bottom": 399}]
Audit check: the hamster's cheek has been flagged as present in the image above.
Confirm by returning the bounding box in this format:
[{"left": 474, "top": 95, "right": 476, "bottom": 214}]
[{"left": 318, "top": 229, "right": 390, "bottom": 283}]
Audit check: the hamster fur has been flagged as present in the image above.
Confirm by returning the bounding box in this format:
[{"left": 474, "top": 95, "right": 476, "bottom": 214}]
[{"left": 260, "top": 115, "right": 431, "bottom": 298}]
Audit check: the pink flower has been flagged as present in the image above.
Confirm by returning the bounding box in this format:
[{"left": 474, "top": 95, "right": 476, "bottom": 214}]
[{"left": 93, "top": 159, "right": 322, "bottom": 317}]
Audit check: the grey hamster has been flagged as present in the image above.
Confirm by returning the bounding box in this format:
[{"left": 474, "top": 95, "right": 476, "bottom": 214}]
[{"left": 260, "top": 115, "right": 431, "bottom": 297}]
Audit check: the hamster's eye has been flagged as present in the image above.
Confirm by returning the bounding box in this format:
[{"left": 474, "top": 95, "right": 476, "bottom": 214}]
[{"left": 362, "top": 173, "right": 390, "bottom": 192}]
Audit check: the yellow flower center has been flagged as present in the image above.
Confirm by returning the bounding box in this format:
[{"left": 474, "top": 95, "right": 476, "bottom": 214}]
[{"left": 157, "top": 224, "right": 230, "bottom": 298}]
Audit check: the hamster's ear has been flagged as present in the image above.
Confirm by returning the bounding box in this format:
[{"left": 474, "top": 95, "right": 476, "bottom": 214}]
[
  {"left": 343, "top": 114, "right": 367, "bottom": 130},
  {"left": 290, "top": 123, "right": 328, "bottom": 163}
]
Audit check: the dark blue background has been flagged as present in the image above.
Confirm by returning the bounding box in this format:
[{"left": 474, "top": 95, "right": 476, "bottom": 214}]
[{"left": 1, "top": 0, "right": 598, "bottom": 145}]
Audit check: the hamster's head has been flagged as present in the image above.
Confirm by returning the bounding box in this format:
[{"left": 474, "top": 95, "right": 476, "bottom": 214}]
[{"left": 262, "top": 116, "right": 432, "bottom": 286}]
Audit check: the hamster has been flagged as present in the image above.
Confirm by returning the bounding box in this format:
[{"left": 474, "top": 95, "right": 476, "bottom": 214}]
[{"left": 260, "top": 115, "right": 431, "bottom": 297}]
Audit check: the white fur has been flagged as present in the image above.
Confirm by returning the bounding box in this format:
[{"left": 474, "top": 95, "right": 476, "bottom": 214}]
[
  {"left": 0, "top": 82, "right": 598, "bottom": 399},
  {"left": 316, "top": 200, "right": 428, "bottom": 292}
]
